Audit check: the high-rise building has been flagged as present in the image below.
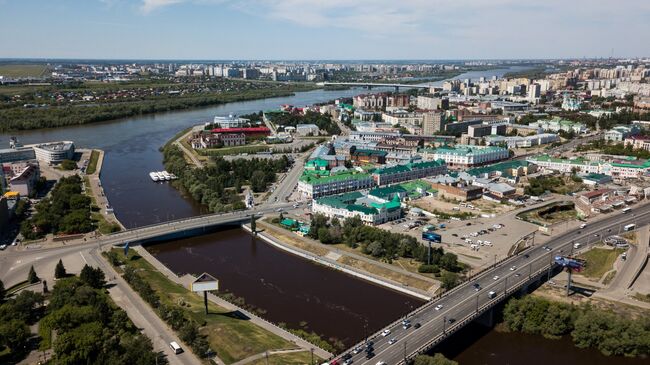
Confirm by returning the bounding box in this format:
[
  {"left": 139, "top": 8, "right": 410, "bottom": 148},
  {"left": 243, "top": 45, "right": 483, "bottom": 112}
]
[{"left": 422, "top": 110, "right": 446, "bottom": 135}]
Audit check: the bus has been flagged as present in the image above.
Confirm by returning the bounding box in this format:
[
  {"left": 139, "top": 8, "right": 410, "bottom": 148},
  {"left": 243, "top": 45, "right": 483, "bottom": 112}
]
[
  {"left": 622, "top": 207, "right": 631, "bottom": 213},
  {"left": 624, "top": 224, "right": 636, "bottom": 232}
]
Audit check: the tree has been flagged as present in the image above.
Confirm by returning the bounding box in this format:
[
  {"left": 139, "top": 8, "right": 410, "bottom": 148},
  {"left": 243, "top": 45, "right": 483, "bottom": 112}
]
[
  {"left": 414, "top": 354, "right": 458, "bottom": 365},
  {"left": 79, "top": 265, "right": 105, "bottom": 289},
  {"left": 0, "top": 279, "right": 4, "bottom": 302},
  {"left": 55, "top": 259, "right": 67, "bottom": 279},
  {"left": 0, "top": 319, "right": 30, "bottom": 352},
  {"left": 441, "top": 271, "right": 459, "bottom": 290},
  {"left": 28, "top": 265, "right": 39, "bottom": 284},
  {"left": 60, "top": 159, "right": 77, "bottom": 170}
]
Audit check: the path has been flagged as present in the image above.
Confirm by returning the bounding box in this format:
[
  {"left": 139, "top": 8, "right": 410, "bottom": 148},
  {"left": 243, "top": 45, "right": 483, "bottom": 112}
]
[
  {"left": 230, "top": 348, "right": 307, "bottom": 365},
  {"left": 174, "top": 128, "right": 205, "bottom": 168},
  {"left": 85, "top": 149, "right": 124, "bottom": 230},
  {"left": 132, "top": 245, "right": 334, "bottom": 360}
]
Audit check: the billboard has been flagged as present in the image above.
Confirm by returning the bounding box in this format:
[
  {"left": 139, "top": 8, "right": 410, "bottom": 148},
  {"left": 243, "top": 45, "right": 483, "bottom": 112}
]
[
  {"left": 422, "top": 231, "right": 442, "bottom": 243},
  {"left": 191, "top": 273, "right": 219, "bottom": 292}
]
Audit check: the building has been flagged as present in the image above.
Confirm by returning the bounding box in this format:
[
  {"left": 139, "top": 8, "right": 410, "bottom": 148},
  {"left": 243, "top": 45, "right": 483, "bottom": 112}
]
[
  {"left": 604, "top": 125, "right": 639, "bottom": 142},
  {"left": 350, "top": 149, "right": 387, "bottom": 165},
  {"left": 213, "top": 114, "right": 249, "bottom": 129},
  {"left": 444, "top": 119, "right": 484, "bottom": 135},
  {"left": 624, "top": 135, "right": 650, "bottom": 151},
  {"left": 349, "top": 131, "right": 400, "bottom": 142},
  {"left": 386, "top": 94, "right": 410, "bottom": 109},
  {"left": 371, "top": 160, "right": 447, "bottom": 186},
  {"left": 561, "top": 93, "right": 581, "bottom": 111},
  {"left": 353, "top": 94, "right": 386, "bottom": 110},
  {"left": 528, "top": 155, "right": 650, "bottom": 179},
  {"left": 296, "top": 124, "right": 320, "bottom": 136},
  {"left": 467, "top": 124, "right": 506, "bottom": 138},
  {"left": 422, "top": 110, "right": 446, "bottom": 135},
  {"left": 298, "top": 171, "right": 375, "bottom": 198},
  {"left": 467, "top": 160, "right": 537, "bottom": 181},
  {"left": 312, "top": 191, "right": 402, "bottom": 225},
  {"left": 190, "top": 132, "right": 246, "bottom": 148},
  {"left": 430, "top": 182, "right": 483, "bottom": 201},
  {"left": 210, "top": 127, "right": 271, "bottom": 137},
  {"left": 0, "top": 146, "right": 36, "bottom": 163},
  {"left": 32, "top": 141, "right": 75, "bottom": 164},
  {"left": 529, "top": 117, "right": 587, "bottom": 134},
  {"left": 8, "top": 163, "right": 39, "bottom": 197},
  {"left": 417, "top": 95, "right": 448, "bottom": 110},
  {"left": 382, "top": 110, "right": 423, "bottom": 128},
  {"left": 422, "top": 145, "right": 509, "bottom": 167},
  {"left": 484, "top": 133, "right": 559, "bottom": 148}
]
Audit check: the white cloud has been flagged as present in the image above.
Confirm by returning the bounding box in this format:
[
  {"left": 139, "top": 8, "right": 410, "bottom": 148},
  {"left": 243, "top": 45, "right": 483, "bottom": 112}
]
[{"left": 140, "top": 0, "right": 186, "bottom": 13}]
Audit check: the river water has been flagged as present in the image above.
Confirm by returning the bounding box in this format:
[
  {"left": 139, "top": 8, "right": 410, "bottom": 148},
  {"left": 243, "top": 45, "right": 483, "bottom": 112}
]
[
  {"left": 146, "top": 227, "right": 424, "bottom": 347},
  {"left": 4, "top": 65, "right": 639, "bottom": 362}
]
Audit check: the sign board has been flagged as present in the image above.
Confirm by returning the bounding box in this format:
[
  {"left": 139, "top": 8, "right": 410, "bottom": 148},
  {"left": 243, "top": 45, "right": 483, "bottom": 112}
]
[
  {"left": 191, "top": 273, "right": 219, "bottom": 292},
  {"left": 422, "top": 231, "right": 442, "bottom": 243}
]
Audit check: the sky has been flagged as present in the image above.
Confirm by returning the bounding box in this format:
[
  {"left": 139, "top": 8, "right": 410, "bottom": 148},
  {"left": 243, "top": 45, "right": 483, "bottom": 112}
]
[{"left": 0, "top": 0, "right": 649, "bottom": 60}]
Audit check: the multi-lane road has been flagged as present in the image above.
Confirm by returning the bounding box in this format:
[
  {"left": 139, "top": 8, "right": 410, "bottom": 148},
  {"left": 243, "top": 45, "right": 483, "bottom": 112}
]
[{"left": 338, "top": 203, "right": 650, "bottom": 365}]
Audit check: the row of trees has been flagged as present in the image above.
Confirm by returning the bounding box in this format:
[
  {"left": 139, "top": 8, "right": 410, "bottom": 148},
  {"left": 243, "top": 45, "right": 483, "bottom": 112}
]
[
  {"left": 504, "top": 296, "right": 650, "bottom": 357},
  {"left": 270, "top": 110, "right": 342, "bottom": 135},
  {"left": 117, "top": 254, "right": 211, "bottom": 358},
  {"left": 163, "top": 145, "right": 290, "bottom": 212},
  {"left": 576, "top": 139, "right": 650, "bottom": 159},
  {"left": 38, "top": 269, "right": 161, "bottom": 365},
  {"left": 307, "top": 215, "right": 463, "bottom": 286},
  {"left": 0, "top": 284, "right": 44, "bottom": 361},
  {"left": 0, "top": 87, "right": 306, "bottom": 132},
  {"left": 20, "top": 175, "right": 94, "bottom": 239}
]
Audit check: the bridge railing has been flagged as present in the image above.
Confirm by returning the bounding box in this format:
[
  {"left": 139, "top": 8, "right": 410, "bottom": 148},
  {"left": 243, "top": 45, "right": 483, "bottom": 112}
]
[{"left": 397, "top": 265, "right": 552, "bottom": 364}]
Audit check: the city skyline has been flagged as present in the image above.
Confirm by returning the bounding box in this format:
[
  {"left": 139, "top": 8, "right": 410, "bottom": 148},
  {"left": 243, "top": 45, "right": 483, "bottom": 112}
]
[{"left": 1, "top": 0, "right": 649, "bottom": 60}]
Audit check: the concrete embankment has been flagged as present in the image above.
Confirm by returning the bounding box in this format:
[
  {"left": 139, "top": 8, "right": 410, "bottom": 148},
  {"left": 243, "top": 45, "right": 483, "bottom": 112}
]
[{"left": 242, "top": 224, "right": 432, "bottom": 301}]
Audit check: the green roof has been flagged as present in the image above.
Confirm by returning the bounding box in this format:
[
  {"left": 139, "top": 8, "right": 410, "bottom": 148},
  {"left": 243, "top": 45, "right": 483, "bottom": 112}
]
[
  {"left": 427, "top": 144, "right": 508, "bottom": 157},
  {"left": 372, "top": 159, "right": 445, "bottom": 176},
  {"left": 315, "top": 191, "right": 403, "bottom": 215},
  {"left": 611, "top": 160, "right": 650, "bottom": 169},
  {"left": 306, "top": 158, "right": 329, "bottom": 168},
  {"left": 368, "top": 185, "right": 407, "bottom": 200},
  {"left": 299, "top": 171, "right": 371, "bottom": 185}
]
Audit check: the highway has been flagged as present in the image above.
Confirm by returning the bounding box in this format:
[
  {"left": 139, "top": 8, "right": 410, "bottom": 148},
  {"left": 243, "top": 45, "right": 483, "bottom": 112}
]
[{"left": 338, "top": 203, "right": 650, "bottom": 365}]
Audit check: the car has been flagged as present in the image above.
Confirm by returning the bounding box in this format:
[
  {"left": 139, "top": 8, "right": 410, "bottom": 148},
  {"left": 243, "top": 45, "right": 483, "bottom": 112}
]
[
  {"left": 510, "top": 266, "right": 517, "bottom": 271},
  {"left": 466, "top": 222, "right": 472, "bottom": 226},
  {"left": 365, "top": 352, "right": 374, "bottom": 359},
  {"left": 524, "top": 254, "right": 530, "bottom": 259},
  {"left": 375, "top": 362, "right": 386, "bottom": 365},
  {"left": 366, "top": 340, "right": 374, "bottom": 348},
  {"left": 435, "top": 304, "right": 443, "bottom": 311},
  {"left": 402, "top": 322, "right": 411, "bottom": 329},
  {"left": 580, "top": 223, "right": 587, "bottom": 229},
  {"left": 448, "top": 318, "right": 456, "bottom": 324},
  {"left": 330, "top": 360, "right": 340, "bottom": 365},
  {"left": 473, "top": 283, "right": 481, "bottom": 291},
  {"left": 515, "top": 273, "right": 521, "bottom": 277},
  {"left": 343, "top": 360, "right": 353, "bottom": 365},
  {"left": 381, "top": 329, "right": 391, "bottom": 337},
  {"left": 594, "top": 234, "right": 600, "bottom": 237},
  {"left": 352, "top": 346, "right": 362, "bottom": 354},
  {"left": 276, "top": 208, "right": 283, "bottom": 212},
  {"left": 543, "top": 246, "right": 552, "bottom": 251},
  {"left": 452, "top": 233, "right": 458, "bottom": 237},
  {"left": 607, "top": 228, "right": 612, "bottom": 232},
  {"left": 388, "top": 338, "right": 397, "bottom": 345},
  {"left": 342, "top": 353, "right": 352, "bottom": 360},
  {"left": 0, "top": 244, "right": 6, "bottom": 250},
  {"left": 493, "top": 275, "right": 500, "bottom": 280},
  {"left": 414, "top": 323, "right": 421, "bottom": 329}
]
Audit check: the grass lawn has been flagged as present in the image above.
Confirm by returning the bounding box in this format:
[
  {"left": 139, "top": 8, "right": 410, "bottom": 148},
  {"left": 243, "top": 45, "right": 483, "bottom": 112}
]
[
  {"left": 0, "top": 64, "right": 49, "bottom": 77},
  {"left": 112, "top": 249, "right": 296, "bottom": 364},
  {"left": 518, "top": 202, "right": 577, "bottom": 226},
  {"left": 86, "top": 150, "right": 100, "bottom": 174},
  {"left": 247, "top": 350, "right": 317, "bottom": 365},
  {"left": 578, "top": 247, "right": 625, "bottom": 280}
]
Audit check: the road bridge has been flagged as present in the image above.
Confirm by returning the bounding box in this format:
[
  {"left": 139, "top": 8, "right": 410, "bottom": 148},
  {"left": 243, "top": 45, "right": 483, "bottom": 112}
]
[
  {"left": 334, "top": 202, "right": 650, "bottom": 365},
  {"left": 318, "top": 82, "right": 429, "bottom": 92}
]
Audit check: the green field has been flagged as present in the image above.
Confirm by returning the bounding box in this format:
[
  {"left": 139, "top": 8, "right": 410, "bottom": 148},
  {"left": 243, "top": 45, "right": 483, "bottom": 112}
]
[
  {"left": 578, "top": 247, "right": 625, "bottom": 279},
  {"left": 247, "top": 351, "right": 316, "bottom": 365},
  {"left": 110, "top": 249, "right": 298, "bottom": 364},
  {"left": 86, "top": 150, "right": 100, "bottom": 174},
  {"left": 0, "top": 64, "right": 49, "bottom": 78}
]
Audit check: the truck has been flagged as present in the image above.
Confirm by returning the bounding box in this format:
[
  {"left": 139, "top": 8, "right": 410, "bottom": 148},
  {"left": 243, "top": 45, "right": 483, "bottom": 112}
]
[
  {"left": 624, "top": 223, "right": 636, "bottom": 231},
  {"left": 488, "top": 291, "right": 496, "bottom": 299}
]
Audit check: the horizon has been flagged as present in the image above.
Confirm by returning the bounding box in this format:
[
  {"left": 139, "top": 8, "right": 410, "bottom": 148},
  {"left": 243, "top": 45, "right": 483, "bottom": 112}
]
[{"left": 1, "top": 1, "right": 649, "bottom": 60}]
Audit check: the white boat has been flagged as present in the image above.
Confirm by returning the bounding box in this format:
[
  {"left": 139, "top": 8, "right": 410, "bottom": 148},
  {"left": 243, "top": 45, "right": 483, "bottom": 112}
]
[
  {"left": 149, "top": 172, "right": 159, "bottom": 182},
  {"left": 161, "top": 171, "right": 172, "bottom": 181},
  {"left": 155, "top": 172, "right": 165, "bottom": 181}
]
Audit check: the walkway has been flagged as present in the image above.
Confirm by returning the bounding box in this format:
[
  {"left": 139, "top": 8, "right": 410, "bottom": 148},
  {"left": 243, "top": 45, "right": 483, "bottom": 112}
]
[
  {"left": 230, "top": 348, "right": 307, "bottom": 365},
  {"left": 85, "top": 149, "right": 125, "bottom": 230},
  {"left": 132, "top": 245, "right": 334, "bottom": 360}
]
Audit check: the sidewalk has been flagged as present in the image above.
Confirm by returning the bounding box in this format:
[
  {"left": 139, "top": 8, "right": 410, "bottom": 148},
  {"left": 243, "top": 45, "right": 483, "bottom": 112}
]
[
  {"left": 132, "top": 245, "right": 334, "bottom": 360},
  {"left": 86, "top": 149, "right": 125, "bottom": 230},
  {"left": 88, "top": 248, "right": 204, "bottom": 365}
]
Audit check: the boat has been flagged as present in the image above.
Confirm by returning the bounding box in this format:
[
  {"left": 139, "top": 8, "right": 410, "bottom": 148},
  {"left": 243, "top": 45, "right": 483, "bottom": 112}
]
[
  {"left": 149, "top": 172, "right": 159, "bottom": 182},
  {"left": 161, "top": 171, "right": 172, "bottom": 181}
]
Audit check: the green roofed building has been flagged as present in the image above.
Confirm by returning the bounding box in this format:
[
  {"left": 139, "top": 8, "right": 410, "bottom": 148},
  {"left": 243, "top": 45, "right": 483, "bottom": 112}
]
[
  {"left": 298, "top": 170, "right": 374, "bottom": 198},
  {"left": 420, "top": 145, "right": 509, "bottom": 167},
  {"left": 527, "top": 154, "right": 650, "bottom": 179},
  {"left": 312, "top": 191, "right": 402, "bottom": 225},
  {"left": 371, "top": 159, "right": 447, "bottom": 186}
]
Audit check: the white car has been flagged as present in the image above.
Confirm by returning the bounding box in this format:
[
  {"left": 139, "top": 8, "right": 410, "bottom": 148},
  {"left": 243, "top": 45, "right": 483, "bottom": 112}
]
[
  {"left": 510, "top": 266, "right": 517, "bottom": 271},
  {"left": 388, "top": 338, "right": 397, "bottom": 345},
  {"left": 493, "top": 275, "right": 500, "bottom": 281},
  {"left": 381, "top": 329, "right": 391, "bottom": 337},
  {"left": 435, "top": 304, "right": 443, "bottom": 311},
  {"left": 0, "top": 244, "right": 6, "bottom": 250}
]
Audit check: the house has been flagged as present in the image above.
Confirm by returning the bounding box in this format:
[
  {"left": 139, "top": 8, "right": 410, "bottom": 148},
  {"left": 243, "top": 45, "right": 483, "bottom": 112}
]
[
  {"left": 312, "top": 191, "right": 402, "bottom": 225},
  {"left": 624, "top": 135, "right": 650, "bottom": 151},
  {"left": 604, "top": 125, "right": 639, "bottom": 142},
  {"left": 429, "top": 182, "right": 483, "bottom": 201},
  {"left": 296, "top": 124, "right": 320, "bottom": 136}
]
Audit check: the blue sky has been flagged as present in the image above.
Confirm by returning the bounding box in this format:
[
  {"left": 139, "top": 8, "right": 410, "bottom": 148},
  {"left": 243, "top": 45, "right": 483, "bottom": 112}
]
[{"left": 0, "top": 0, "right": 648, "bottom": 60}]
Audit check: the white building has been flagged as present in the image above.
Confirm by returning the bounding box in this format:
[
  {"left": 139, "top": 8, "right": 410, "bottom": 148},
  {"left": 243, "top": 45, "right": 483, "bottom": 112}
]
[
  {"left": 32, "top": 141, "right": 75, "bottom": 164},
  {"left": 604, "top": 125, "right": 640, "bottom": 142},
  {"left": 312, "top": 191, "right": 402, "bottom": 225},
  {"left": 422, "top": 145, "right": 509, "bottom": 167},
  {"left": 213, "top": 114, "right": 249, "bottom": 129},
  {"left": 296, "top": 124, "right": 320, "bottom": 136},
  {"left": 298, "top": 171, "right": 375, "bottom": 198}
]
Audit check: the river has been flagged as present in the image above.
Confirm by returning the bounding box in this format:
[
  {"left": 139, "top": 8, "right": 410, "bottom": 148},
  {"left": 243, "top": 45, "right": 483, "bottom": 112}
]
[{"left": 146, "top": 227, "right": 424, "bottom": 347}]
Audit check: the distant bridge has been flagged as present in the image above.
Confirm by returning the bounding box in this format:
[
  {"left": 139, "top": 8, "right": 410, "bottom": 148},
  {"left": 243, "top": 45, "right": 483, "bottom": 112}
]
[{"left": 318, "top": 82, "right": 430, "bottom": 91}]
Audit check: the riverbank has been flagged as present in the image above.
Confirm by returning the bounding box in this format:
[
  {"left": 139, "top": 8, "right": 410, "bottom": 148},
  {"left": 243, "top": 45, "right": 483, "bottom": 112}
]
[
  {"left": 0, "top": 84, "right": 317, "bottom": 133},
  {"left": 245, "top": 224, "right": 432, "bottom": 300},
  {"left": 83, "top": 148, "right": 125, "bottom": 232},
  {"left": 108, "top": 245, "right": 332, "bottom": 364}
]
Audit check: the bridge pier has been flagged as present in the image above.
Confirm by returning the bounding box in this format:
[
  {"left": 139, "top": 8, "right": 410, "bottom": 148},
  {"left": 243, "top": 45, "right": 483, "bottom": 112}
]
[{"left": 475, "top": 307, "right": 495, "bottom": 327}]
